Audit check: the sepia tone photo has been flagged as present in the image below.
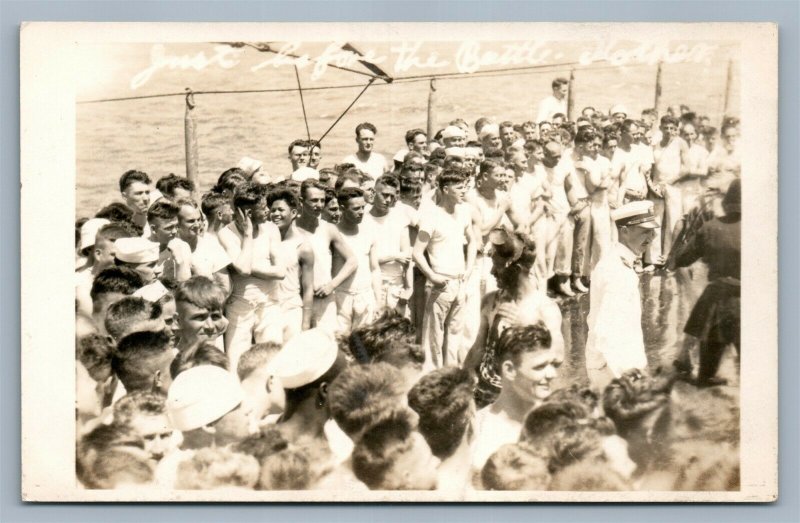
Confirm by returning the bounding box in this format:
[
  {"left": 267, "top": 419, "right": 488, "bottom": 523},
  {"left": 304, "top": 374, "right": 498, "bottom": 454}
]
[{"left": 20, "top": 22, "right": 777, "bottom": 502}]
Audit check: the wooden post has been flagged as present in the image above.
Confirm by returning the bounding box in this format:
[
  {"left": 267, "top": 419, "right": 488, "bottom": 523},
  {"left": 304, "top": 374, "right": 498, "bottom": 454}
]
[
  {"left": 567, "top": 69, "right": 575, "bottom": 121},
  {"left": 722, "top": 58, "right": 734, "bottom": 123},
  {"left": 184, "top": 88, "right": 199, "bottom": 192},
  {"left": 654, "top": 61, "right": 663, "bottom": 115},
  {"left": 426, "top": 78, "right": 437, "bottom": 145}
]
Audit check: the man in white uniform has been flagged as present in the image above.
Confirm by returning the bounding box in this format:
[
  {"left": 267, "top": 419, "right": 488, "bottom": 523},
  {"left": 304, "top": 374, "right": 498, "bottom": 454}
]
[{"left": 585, "top": 200, "right": 658, "bottom": 391}]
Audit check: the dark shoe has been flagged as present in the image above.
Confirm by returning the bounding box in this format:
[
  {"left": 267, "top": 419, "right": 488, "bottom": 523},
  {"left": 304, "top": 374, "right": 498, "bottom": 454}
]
[
  {"left": 673, "top": 358, "right": 692, "bottom": 377},
  {"left": 696, "top": 376, "right": 728, "bottom": 388}
]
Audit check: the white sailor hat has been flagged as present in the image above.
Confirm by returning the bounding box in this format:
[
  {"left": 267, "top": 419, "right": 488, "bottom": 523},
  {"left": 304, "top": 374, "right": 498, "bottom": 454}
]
[
  {"left": 479, "top": 123, "right": 500, "bottom": 140},
  {"left": 270, "top": 328, "right": 339, "bottom": 389},
  {"left": 79, "top": 218, "right": 110, "bottom": 253},
  {"left": 237, "top": 156, "right": 263, "bottom": 177},
  {"left": 291, "top": 166, "right": 319, "bottom": 183},
  {"left": 133, "top": 280, "right": 169, "bottom": 303},
  {"left": 167, "top": 365, "right": 244, "bottom": 432},
  {"left": 444, "top": 146, "right": 466, "bottom": 159},
  {"left": 441, "top": 125, "right": 466, "bottom": 139},
  {"left": 609, "top": 104, "right": 628, "bottom": 117},
  {"left": 611, "top": 200, "right": 659, "bottom": 228},
  {"left": 114, "top": 237, "right": 160, "bottom": 264}
]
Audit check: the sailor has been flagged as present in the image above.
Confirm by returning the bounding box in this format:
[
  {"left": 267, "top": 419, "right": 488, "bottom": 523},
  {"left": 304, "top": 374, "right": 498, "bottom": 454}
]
[{"left": 585, "top": 200, "right": 658, "bottom": 391}]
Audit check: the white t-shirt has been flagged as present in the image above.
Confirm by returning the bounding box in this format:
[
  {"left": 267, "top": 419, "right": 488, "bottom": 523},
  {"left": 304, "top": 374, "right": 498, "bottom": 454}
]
[
  {"left": 363, "top": 208, "right": 410, "bottom": 280},
  {"left": 190, "top": 234, "right": 231, "bottom": 277},
  {"left": 417, "top": 202, "right": 471, "bottom": 278},
  {"left": 342, "top": 152, "right": 388, "bottom": 179},
  {"left": 536, "top": 94, "right": 567, "bottom": 123}
]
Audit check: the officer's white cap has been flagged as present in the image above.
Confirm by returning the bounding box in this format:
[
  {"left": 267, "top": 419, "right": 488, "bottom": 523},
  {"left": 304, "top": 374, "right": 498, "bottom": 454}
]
[
  {"left": 611, "top": 200, "right": 659, "bottom": 228},
  {"left": 479, "top": 124, "right": 500, "bottom": 140},
  {"left": 442, "top": 125, "right": 466, "bottom": 139},
  {"left": 270, "top": 329, "right": 339, "bottom": 389},
  {"left": 79, "top": 218, "right": 110, "bottom": 253},
  {"left": 167, "top": 365, "right": 244, "bottom": 432},
  {"left": 114, "top": 237, "right": 160, "bottom": 264}
]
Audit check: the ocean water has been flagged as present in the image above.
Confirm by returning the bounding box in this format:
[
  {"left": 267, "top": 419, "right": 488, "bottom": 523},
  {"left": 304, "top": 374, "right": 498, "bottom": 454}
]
[{"left": 76, "top": 40, "right": 739, "bottom": 217}]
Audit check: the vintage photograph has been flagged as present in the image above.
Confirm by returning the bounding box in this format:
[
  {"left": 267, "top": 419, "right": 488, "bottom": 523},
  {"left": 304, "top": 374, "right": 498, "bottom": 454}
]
[{"left": 20, "top": 22, "right": 777, "bottom": 501}]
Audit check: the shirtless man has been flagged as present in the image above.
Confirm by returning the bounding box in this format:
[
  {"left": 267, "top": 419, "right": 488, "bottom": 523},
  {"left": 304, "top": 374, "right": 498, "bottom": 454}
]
[
  {"left": 175, "top": 198, "right": 231, "bottom": 293},
  {"left": 333, "top": 187, "right": 382, "bottom": 334},
  {"left": 649, "top": 115, "right": 690, "bottom": 265},
  {"left": 574, "top": 131, "right": 614, "bottom": 270},
  {"left": 267, "top": 188, "right": 315, "bottom": 343},
  {"left": 218, "top": 182, "right": 286, "bottom": 371},
  {"left": 119, "top": 170, "right": 152, "bottom": 233},
  {"left": 295, "top": 179, "right": 358, "bottom": 334}
]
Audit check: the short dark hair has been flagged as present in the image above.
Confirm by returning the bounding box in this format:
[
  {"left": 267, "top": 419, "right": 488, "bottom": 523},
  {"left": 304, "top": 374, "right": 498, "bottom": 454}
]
[
  {"left": 482, "top": 443, "right": 550, "bottom": 491},
  {"left": 519, "top": 399, "right": 592, "bottom": 444},
  {"left": 300, "top": 179, "right": 327, "bottom": 199},
  {"left": 404, "top": 128, "right": 426, "bottom": 145},
  {"left": 660, "top": 115, "right": 680, "bottom": 128},
  {"left": 327, "top": 362, "right": 407, "bottom": 438},
  {"left": 156, "top": 174, "right": 195, "bottom": 198},
  {"left": 104, "top": 296, "right": 162, "bottom": 341},
  {"left": 232, "top": 181, "right": 265, "bottom": 210},
  {"left": 351, "top": 408, "right": 417, "bottom": 490},
  {"left": 147, "top": 199, "right": 180, "bottom": 224},
  {"left": 399, "top": 176, "right": 422, "bottom": 195},
  {"left": 287, "top": 139, "right": 308, "bottom": 155},
  {"left": 478, "top": 159, "right": 504, "bottom": 180},
  {"left": 200, "top": 191, "right": 230, "bottom": 218},
  {"left": 355, "top": 122, "right": 377, "bottom": 138},
  {"left": 345, "top": 310, "right": 416, "bottom": 364},
  {"left": 551, "top": 77, "right": 569, "bottom": 89},
  {"left": 214, "top": 168, "right": 248, "bottom": 198},
  {"left": 78, "top": 333, "right": 114, "bottom": 383},
  {"left": 436, "top": 168, "right": 467, "bottom": 190},
  {"left": 95, "top": 222, "right": 137, "bottom": 245},
  {"left": 267, "top": 188, "right": 300, "bottom": 210},
  {"left": 333, "top": 171, "right": 362, "bottom": 193},
  {"left": 494, "top": 323, "right": 552, "bottom": 368},
  {"left": 170, "top": 342, "right": 228, "bottom": 379},
  {"left": 336, "top": 187, "right": 365, "bottom": 207},
  {"left": 95, "top": 203, "right": 135, "bottom": 226},
  {"left": 175, "top": 276, "right": 226, "bottom": 312},
  {"left": 90, "top": 267, "right": 143, "bottom": 302},
  {"left": 407, "top": 367, "right": 474, "bottom": 459},
  {"left": 113, "top": 389, "right": 167, "bottom": 426},
  {"left": 237, "top": 342, "right": 281, "bottom": 381},
  {"left": 119, "top": 170, "right": 151, "bottom": 193},
  {"left": 574, "top": 127, "right": 598, "bottom": 145},
  {"left": 112, "top": 330, "right": 173, "bottom": 392},
  {"left": 375, "top": 174, "right": 400, "bottom": 191}
]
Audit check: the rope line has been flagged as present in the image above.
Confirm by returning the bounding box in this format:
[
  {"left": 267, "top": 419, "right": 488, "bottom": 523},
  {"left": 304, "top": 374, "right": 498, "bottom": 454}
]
[
  {"left": 76, "top": 59, "right": 655, "bottom": 105},
  {"left": 316, "top": 78, "right": 376, "bottom": 144},
  {"left": 294, "top": 65, "right": 312, "bottom": 141}
]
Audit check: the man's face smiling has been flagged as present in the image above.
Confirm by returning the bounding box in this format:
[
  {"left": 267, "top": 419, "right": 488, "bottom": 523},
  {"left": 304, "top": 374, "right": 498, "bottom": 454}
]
[
  {"left": 176, "top": 301, "right": 228, "bottom": 346},
  {"left": 506, "top": 348, "right": 561, "bottom": 404},
  {"left": 270, "top": 199, "right": 297, "bottom": 231}
]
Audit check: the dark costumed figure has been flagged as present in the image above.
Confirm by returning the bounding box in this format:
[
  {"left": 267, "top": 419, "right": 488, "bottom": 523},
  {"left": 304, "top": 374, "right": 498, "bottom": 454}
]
[{"left": 672, "top": 179, "right": 741, "bottom": 387}]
